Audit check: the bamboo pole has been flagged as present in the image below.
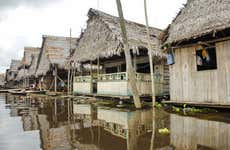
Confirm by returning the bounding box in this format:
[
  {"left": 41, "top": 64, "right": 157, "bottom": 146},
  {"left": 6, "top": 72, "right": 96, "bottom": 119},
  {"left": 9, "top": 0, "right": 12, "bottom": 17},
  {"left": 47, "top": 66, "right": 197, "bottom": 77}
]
[
  {"left": 144, "top": 0, "right": 156, "bottom": 106},
  {"left": 116, "top": 0, "right": 141, "bottom": 108},
  {"left": 67, "top": 65, "right": 70, "bottom": 94}
]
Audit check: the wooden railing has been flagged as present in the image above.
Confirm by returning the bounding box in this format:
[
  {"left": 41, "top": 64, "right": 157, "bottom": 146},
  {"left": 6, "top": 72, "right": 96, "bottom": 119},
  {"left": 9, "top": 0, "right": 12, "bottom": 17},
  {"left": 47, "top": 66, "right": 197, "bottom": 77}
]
[
  {"left": 98, "top": 72, "right": 153, "bottom": 82},
  {"left": 75, "top": 72, "right": 164, "bottom": 83},
  {"left": 74, "top": 75, "right": 92, "bottom": 83},
  {"left": 98, "top": 72, "right": 127, "bottom": 81}
]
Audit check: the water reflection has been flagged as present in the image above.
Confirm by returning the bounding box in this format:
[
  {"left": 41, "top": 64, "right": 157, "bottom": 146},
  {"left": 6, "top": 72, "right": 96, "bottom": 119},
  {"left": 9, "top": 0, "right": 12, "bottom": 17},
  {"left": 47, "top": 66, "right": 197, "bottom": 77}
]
[{"left": 0, "top": 93, "right": 230, "bottom": 150}]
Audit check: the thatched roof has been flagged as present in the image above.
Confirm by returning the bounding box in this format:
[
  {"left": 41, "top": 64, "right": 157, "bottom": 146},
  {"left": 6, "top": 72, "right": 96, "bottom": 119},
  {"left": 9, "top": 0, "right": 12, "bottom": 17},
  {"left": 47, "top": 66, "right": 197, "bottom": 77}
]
[
  {"left": 9, "top": 59, "right": 21, "bottom": 72},
  {"left": 15, "top": 68, "right": 28, "bottom": 81},
  {"left": 21, "top": 47, "right": 41, "bottom": 67},
  {"left": 16, "top": 47, "right": 40, "bottom": 80},
  {"left": 27, "top": 47, "right": 40, "bottom": 76},
  {"left": 36, "top": 35, "right": 78, "bottom": 76},
  {"left": 72, "top": 8, "right": 164, "bottom": 63},
  {"left": 0, "top": 73, "right": 5, "bottom": 86},
  {"left": 164, "top": 0, "right": 230, "bottom": 44},
  {"left": 6, "top": 59, "right": 21, "bottom": 81}
]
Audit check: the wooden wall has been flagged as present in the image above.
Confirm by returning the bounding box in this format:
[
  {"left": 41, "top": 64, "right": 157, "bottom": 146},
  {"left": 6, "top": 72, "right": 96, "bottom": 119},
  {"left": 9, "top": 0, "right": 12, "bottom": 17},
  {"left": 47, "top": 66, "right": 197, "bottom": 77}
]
[
  {"left": 73, "top": 82, "right": 92, "bottom": 94},
  {"left": 170, "top": 40, "right": 230, "bottom": 104}
]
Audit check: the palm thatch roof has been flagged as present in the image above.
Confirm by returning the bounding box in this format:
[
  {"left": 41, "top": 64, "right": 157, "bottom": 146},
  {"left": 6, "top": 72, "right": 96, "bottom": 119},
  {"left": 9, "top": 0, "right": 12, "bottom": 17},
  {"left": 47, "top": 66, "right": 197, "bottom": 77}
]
[
  {"left": 27, "top": 47, "right": 41, "bottom": 77},
  {"left": 0, "top": 73, "right": 5, "bottom": 86},
  {"left": 9, "top": 59, "right": 21, "bottom": 72},
  {"left": 21, "top": 47, "right": 41, "bottom": 67},
  {"left": 71, "top": 8, "right": 164, "bottom": 63},
  {"left": 163, "top": 0, "right": 230, "bottom": 45},
  {"left": 36, "top": 35, "right": 78, "bottom": 76},
  {"left": 15, "top": 68, "right": 28, "bottom": 81},
  {"left": 15, "top": 47, "right": 41, "bottom": 80},
  {"left": 6, "top": 59, "right": 21, "bottom": 81}
]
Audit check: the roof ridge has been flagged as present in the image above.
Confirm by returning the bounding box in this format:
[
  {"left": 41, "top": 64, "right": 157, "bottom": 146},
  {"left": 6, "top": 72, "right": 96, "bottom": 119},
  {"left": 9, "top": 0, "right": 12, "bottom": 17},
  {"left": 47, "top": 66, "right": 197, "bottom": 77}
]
[{"left": 88, "top": 8, "right": 163, "bottom": 32}]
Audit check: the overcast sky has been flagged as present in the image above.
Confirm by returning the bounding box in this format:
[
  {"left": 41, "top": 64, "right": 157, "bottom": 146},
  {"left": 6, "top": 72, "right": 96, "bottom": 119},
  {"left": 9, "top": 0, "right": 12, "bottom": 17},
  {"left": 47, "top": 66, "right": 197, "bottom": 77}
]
[{"left": 0, "top": 0, "right": 186, "bottom": 73}]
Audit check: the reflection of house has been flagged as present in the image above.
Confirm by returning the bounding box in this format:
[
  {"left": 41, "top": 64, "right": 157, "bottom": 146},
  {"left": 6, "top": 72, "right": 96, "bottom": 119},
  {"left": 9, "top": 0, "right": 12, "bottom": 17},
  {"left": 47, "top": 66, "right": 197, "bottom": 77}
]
[
  {"left": 35, "top": 35, "right": 78, "bottom": 91},
  {"left": 72, "top": 105, "right": 170, "bottom": 150},
  {"left": 170, "top": 114, "right": 230, "bottom": 150},
  {"left": 97, "top": 108, "right": 153, "bottom": 150},
  {"left": 73, "top": 103, "right": 97, "bottom": 127},
  {"left": 22, "top": 108, "right": 39, "bottom": 131},
  {"left": 38, "top": 114, "right": 72, "bottom": 150},
  {"left": 162, "top": 0, "right": 230, "bottom": 105},
  {"left": 72, "top": 8, "right": 169, "bottom": 98}
]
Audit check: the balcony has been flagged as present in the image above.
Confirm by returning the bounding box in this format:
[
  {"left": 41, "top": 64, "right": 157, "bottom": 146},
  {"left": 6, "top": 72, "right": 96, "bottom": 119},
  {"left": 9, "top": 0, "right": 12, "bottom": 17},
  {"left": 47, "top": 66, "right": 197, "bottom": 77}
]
[{"left": 74, "top": 72, "right": 164, "bottom": 96}]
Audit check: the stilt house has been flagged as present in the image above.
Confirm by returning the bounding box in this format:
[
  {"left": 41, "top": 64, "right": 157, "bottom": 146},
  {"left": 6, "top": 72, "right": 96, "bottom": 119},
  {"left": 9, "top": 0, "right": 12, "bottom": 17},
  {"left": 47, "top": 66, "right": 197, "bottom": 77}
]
[
  {"left": 16, "top": 47, "right": 40, "bottom": 88},
  {"left": 162, "top": 0, "right": 230, "bottom": 105},
  {"left": 72, "top": 8, "right": 169, "bottom": 98},
  {"left": 35, "top": 35, "right": 78, "bottom": 91}
]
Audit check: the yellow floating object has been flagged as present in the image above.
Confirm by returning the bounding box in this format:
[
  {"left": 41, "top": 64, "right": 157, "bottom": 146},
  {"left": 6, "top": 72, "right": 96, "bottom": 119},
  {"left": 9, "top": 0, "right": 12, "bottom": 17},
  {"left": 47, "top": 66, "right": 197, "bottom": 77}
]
[{"left": 158, "top": 128, "right": 170, "bottom": 134}]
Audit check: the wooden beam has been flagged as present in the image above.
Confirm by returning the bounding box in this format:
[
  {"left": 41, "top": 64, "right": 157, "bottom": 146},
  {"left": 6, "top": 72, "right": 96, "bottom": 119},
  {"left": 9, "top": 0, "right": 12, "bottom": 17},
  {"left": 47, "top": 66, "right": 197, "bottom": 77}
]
[
  {"left": 171, "top": 36, "right": 230, "bottom": 49},
  {"left": 116, "top": 0, "right": 141, "bottom": 108}
]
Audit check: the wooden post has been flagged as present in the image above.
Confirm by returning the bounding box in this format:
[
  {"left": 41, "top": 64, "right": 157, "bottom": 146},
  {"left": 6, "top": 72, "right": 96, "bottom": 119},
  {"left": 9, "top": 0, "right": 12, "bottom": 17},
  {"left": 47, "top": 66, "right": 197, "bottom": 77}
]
[
  {"left": 72, "top": 62, "right": 76, "bottom": 95},
  {"left": 144, "top": 0, "right": 156, "bottom": 106},
  {"left": 97, "top": 57, "right": 100, "bottom": 78},
  {"left": 24, "top": 63, "right": 26, "bottom": 88},
  {"left": 67, "top": 64, "right": 70, "bottom": 94},
  {"left": 133, "top": 54, "right": 137, "bottom": 72},
  {"left": 70, "top": 63, "right": 74, "bottom": 94},
  {"left": 116, "top": 0, "right": 141, "bottom": 108},
  {"left": 68, "top": 28, "right": 72, "bottom": 94},
  {"left": 54, "top": 66, "right": 57, "bottom": 92},
  {"left": 90, "top": 61, "right": 93, "bottom": 93},
  {"left": 150, "top": 109, "right": 155, "bottom": 150}
]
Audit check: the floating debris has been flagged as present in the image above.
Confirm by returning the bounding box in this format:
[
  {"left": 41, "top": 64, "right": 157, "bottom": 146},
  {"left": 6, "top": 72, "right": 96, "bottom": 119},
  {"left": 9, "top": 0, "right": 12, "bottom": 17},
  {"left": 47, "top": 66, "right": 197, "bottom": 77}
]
[{"left": 158, "top": 128, "right": 170, "bottom": 135}]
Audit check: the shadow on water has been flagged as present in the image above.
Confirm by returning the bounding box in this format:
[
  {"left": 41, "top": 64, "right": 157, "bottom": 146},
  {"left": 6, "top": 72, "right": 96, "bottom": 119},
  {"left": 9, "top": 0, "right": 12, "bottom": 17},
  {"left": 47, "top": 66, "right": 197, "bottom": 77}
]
[{"left": 0, "top": 93, "right": 230, "bottom": 150}]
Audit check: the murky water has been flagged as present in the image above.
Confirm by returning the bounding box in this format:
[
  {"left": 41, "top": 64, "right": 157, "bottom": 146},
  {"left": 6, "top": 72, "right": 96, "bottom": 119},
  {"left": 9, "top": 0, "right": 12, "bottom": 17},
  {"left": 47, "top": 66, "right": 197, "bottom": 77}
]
[{"left": 0, "top": 93, "right": 230, "bottom": 150}]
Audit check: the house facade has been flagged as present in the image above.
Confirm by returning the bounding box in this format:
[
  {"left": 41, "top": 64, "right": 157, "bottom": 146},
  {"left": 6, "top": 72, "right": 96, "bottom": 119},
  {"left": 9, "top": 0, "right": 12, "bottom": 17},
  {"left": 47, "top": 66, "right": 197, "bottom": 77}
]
[
  {"left": 163, "top": 0, "right": 230, "bottom": 105},
  {"left": 72, "top": 8, "right": 169, "bottom": 98}
]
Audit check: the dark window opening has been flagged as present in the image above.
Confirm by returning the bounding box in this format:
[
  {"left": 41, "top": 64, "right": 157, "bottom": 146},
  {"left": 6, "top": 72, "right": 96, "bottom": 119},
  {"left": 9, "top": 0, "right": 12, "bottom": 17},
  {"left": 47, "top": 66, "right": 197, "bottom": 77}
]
[
  {"left": 196, "top": 47, "right": 217, "bottom": 71},
  {"left": 121, "top": 64, "right": 126, "bottom": 72},
  {"left": 136, "top": 62, "right": 151, "bottom": 73},
  {"left": 105, "top": 67, "right": 118, "bottom": 74}
]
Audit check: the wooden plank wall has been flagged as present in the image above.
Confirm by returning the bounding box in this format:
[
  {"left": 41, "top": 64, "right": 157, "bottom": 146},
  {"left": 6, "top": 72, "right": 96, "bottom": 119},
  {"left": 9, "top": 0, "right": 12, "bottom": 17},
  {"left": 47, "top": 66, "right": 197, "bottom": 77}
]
[{"left": 170, "top": 40, "right": 230, "bottom": 104}]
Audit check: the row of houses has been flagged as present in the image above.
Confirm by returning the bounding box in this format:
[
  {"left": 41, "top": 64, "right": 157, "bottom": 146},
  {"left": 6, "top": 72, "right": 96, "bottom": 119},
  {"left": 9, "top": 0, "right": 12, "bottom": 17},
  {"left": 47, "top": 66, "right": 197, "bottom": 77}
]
[{"left": 4, "top": 0, "right": 230, "bottom": 106}]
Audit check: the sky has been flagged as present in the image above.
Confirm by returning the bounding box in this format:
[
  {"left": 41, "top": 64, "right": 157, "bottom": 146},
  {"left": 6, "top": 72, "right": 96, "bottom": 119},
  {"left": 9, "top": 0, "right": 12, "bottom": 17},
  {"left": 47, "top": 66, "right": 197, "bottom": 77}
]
[{"left": 0, "top": 0, "right": 187, "bottom": 73}]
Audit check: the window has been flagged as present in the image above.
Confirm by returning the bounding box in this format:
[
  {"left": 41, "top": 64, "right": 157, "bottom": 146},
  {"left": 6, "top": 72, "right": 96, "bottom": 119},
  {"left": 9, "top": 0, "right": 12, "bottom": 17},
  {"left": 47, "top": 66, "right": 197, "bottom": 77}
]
[
  {"left": 196, "top": 47, "right": 217, "bottom": 71},
  {"left": 105, "top": 66, "right": 118, "bottom": 73},
  {"left": 136, "top": 62, "right": 150, "bottom": 73}
]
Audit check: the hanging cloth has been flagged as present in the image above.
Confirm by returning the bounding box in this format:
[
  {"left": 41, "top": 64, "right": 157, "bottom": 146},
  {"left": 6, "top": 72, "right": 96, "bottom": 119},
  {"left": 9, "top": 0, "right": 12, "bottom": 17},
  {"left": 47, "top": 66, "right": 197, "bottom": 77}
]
[{"left": 167, "top": 49, "right": 175, "bottom": 65}]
